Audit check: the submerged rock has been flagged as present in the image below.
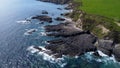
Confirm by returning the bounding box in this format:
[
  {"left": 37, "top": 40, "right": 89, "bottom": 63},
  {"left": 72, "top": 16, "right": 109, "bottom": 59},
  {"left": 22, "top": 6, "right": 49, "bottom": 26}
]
[
  {"left": 57, "top": 8, "right": 62, "bottom": 10},
  {"left": 42, "top": 10, "right": 48, "bottom": 14},
  {"left": 32, "top": 15, "right": 52, "bottom": 23}
]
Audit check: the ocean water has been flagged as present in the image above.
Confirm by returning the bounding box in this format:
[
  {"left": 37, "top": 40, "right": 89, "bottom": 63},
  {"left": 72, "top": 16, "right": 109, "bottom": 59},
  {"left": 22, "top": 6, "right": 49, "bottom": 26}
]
[{"left": 0, "top": 0, "right": 120, "bottom": 68}]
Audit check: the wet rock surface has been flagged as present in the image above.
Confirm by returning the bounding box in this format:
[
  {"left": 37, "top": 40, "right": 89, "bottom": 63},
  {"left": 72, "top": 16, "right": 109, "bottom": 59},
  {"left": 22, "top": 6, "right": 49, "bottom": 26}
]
[{"left": 32, "top": 15, "right": 52, "bottom": 23}]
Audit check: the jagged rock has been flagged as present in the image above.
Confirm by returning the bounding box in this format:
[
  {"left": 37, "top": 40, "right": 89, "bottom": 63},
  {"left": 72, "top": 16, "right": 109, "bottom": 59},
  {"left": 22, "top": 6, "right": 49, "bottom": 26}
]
[
  {"left": 32, "top": 15, "right": 52, "bottom": 23},
  {"left": 45, "top": 33, "right": 97, "bottom": 57},
  {"left": 44, "top": 22, "right": 97, "bottom": 57},
  {"left": 54, "top": 17, "right": 65, "bottom": 21},
  {"left": 97, "top": 40, "right": 114, "bottom": 56},
  {"left": 113, "top": 44, "right": 120, "bottom": 62},
  {"left": 42, "top": 10, "right": 48, "bottom": 14},
  {"left": 45, "top": 22, "right": 84, "bottom": 37}
]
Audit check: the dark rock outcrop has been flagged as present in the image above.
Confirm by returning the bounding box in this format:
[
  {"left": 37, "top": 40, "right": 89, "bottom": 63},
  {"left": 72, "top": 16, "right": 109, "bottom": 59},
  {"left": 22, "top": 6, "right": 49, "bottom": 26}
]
[
  {"left": 32, "top": 15, "right": 52, "bottom": 23},
  {"left": 44, "top": 22, "right": 97, "bottom": 57},
  {"left": 45, "top": 34, "right": 97, "bottom": 57},
  {"left": 45, "top": 22, "right": 83, "bottom": 37}
]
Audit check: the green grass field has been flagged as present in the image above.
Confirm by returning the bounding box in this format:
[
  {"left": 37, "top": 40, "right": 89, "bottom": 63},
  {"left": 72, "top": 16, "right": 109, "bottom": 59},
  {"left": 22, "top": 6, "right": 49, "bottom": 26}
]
[{"left": 74, "top": 0, "right": 120, "bottom": 20}]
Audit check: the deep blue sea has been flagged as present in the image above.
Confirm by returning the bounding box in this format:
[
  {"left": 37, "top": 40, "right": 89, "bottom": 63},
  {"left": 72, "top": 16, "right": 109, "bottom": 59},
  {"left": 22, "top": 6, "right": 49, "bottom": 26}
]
[{"left": 0, "top": 0, "right": 120, "bottom": 68}]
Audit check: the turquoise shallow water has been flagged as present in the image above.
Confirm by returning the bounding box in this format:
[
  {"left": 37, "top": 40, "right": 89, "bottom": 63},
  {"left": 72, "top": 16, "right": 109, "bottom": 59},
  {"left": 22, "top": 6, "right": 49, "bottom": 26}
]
[{"left": 0, "top": 0, "right": 120, "bottom": 68}]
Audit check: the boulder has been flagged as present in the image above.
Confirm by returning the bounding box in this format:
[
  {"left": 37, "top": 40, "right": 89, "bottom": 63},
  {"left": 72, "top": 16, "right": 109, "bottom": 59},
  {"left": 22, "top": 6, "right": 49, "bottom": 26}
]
[{"left": 97, "top": 40, "right": 114, "bottom": 56}]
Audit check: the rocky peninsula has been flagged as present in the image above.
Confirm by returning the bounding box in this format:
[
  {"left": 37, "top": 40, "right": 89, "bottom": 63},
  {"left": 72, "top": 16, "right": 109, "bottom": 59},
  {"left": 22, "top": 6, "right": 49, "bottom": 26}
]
[{"left": 33, "top": 0, "right": 120, "bottom": 62}]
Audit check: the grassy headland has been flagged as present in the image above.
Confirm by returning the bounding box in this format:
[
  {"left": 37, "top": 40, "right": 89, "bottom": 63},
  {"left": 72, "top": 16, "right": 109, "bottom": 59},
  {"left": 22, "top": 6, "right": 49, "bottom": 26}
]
[
  {"left": 71, "top": 0, "right": 120, "bottom": 43},
  {"left": 76, "top": 0, "right": 120, "bottom": 20}
]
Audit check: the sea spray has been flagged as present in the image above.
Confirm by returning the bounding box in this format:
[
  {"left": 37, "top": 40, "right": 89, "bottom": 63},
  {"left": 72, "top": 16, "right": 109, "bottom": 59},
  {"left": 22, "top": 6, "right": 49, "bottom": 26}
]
[{"left": 27, "top": 45, "right": 67, "bottom": 67}]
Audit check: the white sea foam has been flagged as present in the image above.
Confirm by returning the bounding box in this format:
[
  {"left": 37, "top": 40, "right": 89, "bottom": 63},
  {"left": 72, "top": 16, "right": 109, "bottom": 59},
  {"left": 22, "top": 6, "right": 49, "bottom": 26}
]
[
  {"left": 83, "top": 51, "right": 117, "bottom": 63},
  {"left": 27, "top": 46, "right": 39, "bottom": 53},
  {"left": 24, "top": 29, "right": 38, "bottom": 35},
  {"left": 44, "top": 41, "right": 50, "bottom": 44},
  {"left": 98, "top": 50, "right": 108, "bottom": 57},
  {"left": 27, "top": 45, "right": 67, "bottom": 67},
  {"left": 60, "top": 63, "right": 67, "bottom": 68},
  {"left": 16, "top": 20, "right": 31, "bottom": 24},
  {"left": 40, "top": 32, "right": 46, "bottom": 36}
]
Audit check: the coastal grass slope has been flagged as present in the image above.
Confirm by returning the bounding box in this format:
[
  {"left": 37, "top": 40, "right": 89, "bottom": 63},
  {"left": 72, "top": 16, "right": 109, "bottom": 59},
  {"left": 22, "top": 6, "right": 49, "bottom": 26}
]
[
  {"left": 72, "top": 0, "right": 120, "bottom": 40},
  {"left": 75, "top": 0, "right": 120, "bottom": 21}
]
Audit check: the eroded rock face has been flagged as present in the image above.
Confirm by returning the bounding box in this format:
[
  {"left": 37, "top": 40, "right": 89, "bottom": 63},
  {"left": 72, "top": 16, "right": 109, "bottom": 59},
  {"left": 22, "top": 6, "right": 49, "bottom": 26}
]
[
  {"left": 37, "top": 0, "right": 71, "bottom": 4},
  {"left": 32, "top": 15, "right": 52, "bottom": 23}
]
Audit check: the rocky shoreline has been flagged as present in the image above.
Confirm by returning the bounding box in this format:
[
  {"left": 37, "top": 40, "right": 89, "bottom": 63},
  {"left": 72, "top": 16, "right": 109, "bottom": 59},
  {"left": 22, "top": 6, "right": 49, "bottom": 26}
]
[
  {"left": 37, "top": 0, "right": 71, "bottom": 4},
  {"left": 32, "top": 0, "right": 120, "bottom": 62}
]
